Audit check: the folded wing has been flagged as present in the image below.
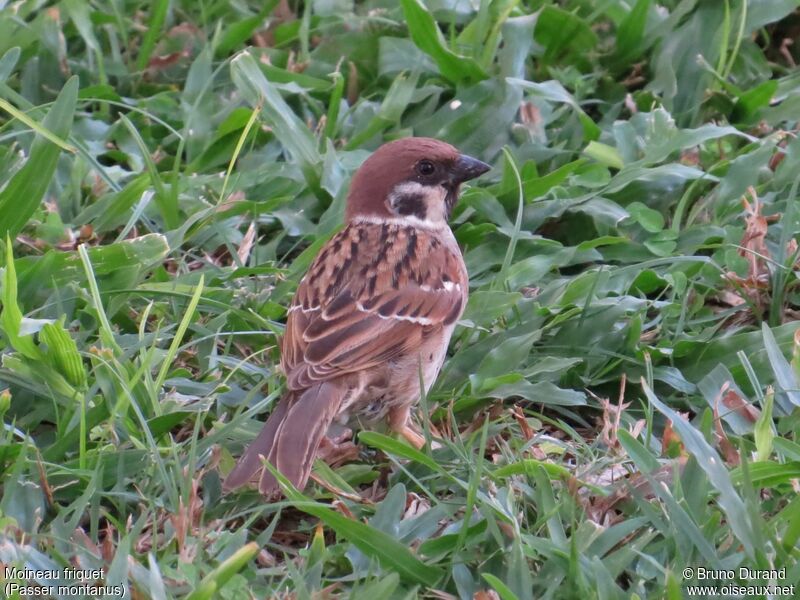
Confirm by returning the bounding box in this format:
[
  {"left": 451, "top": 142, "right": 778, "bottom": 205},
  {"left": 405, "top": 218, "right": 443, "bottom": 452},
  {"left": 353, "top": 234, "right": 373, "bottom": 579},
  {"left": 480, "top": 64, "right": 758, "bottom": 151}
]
[{"left": 282, "top": 223, "right": 467, "bottom": 389}]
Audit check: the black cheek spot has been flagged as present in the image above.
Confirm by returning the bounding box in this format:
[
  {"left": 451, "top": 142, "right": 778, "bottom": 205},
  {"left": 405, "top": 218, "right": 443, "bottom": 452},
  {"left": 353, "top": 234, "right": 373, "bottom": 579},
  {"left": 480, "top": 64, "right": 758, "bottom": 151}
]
[{"left": 393, "top": 193, "right": 427, "bottom": 220}]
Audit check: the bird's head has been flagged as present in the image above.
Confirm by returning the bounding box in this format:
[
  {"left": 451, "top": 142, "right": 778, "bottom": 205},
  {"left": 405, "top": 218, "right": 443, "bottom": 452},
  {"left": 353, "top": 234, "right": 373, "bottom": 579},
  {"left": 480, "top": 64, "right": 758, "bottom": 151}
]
[{"left": 345, "top": 137, "right": 490, "bottom": 227}]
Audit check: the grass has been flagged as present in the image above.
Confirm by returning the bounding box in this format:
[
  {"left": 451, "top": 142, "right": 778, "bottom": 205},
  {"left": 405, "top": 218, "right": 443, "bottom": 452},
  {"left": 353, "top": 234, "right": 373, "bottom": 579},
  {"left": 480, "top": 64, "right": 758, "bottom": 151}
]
[{"left": 1, "top": 0, "right": 800, "bottom": 598}]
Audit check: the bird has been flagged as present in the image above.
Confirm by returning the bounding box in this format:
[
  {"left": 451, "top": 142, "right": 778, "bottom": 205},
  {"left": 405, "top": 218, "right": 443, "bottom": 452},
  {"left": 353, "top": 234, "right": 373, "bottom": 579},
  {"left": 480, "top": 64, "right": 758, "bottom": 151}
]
[{"left": 224, "top": 137, "right": 490, "bottom": 495}]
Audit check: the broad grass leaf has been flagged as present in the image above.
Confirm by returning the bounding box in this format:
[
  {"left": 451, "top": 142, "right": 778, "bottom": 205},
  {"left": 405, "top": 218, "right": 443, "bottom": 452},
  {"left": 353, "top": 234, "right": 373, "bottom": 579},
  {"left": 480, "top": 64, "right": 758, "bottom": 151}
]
[
  {"left": 359, "top": 431, "right": 443, "bottom": 473},
  {"left": 356, "top": 573, "right": 400, "bottom": 598},
  {"left": 745, "top": 0, "right": 800, "bottom": 31},
  {"left": 584, "top": 141, "right": 624, "bottom": 170},
  {"left": 214, "top": 1, "right": 279, "bottom": 57},
  {"left": 617, "top": 429, "right": 661, "bottom": 474},
  {"left": 473, "top": 331, "right": 539, "bottom": 384},
  {"left": 642, "top": 380, "right": 758, "bottom": 559},
  {"left": 0, "top": 76, "right": 78, "bottom": 238},
  {"left": 400, "top": 0, "right": 487, "bottom": 85},
  {"left": 462, "top": 290, "right": 522, "bottom": 325},
  {"left": 482, "top": 573, "right": 520, "bottom": 600},
  {"left": 74, "top": 174, "right": 150, "bottom": 232},
  {"left": 345, "top": 71, "right": 419, "bottom": 149},
  {"left": 419, "top": 520, "right": 487, "bottom": 559},
  {"left": 0, "top": 47, "right": 20, "bottom": 82},
  {"left": 730, "top": 460, "right": 800, "bottom": 488},
  {"left": 0, "top": 445, "right": 46, "bottom": 531},
  {"left": 761, "top": 323, "right": 800, "bottom": 412},
  {"left": 135, "top": 0, "right": 169, "bottom": 71},
  {"left": 732, "top": 80, "right": 778, "bottom": 124},
  {"left": 291, "top": 500, "right": 443, "bottom": 587},
  {"left": 696, "top": 364, "right": 754, "bottom": 434},
  {"left": 63, "top": 0, "right": 101, "bottom": 53},
  {"left": 497, "top": 14, "right": 536, "bottom": 79},
  {"left": 648, "top": 3, "right": 724, "bottom": 125},
  {"left": 1, "top": 235, "right": 41, "bottom": 360},
  {"left": 369, "top": 483, "right": 406, "bottom": 535},
  {"left": 482, "top": 379, "right": 586, "bottom": 407},
  {"left": 230, "top": 52, "right": 321, "bottom": 174},
  {"left": 493, "top": 459, "right": 571, "bottom": 480},
  {"left": 773, "top": 438, "right": 800, "bottom": 461},
  {"left": 506, "top": 538, "right": 533, "bottom": 600},
  {"left": 613, "top": 0, "right": 652, "bottom": 65},
  {"left": 509, "top": 78, "right": 600, "bottom": 141},
  {"left": 16, "top": 233, "right": 169, "bottom": 294},
  {"left": 185, "top": 542, "right": 259, "bottom": 600},
  {"left": 535, "top": 6, "right": 597, "bottom": 66},
  {"left": 40, "top": 317, "right": 86, "bottom": 388},
  {"left": 378, "top": 37, "right": 437, "bottom": 77},
  {"left": 674, "top": 321, "right": 800, "bottom": 383},
  {"left": 715, "top": 141, "right": 775, "bottom": 204}
]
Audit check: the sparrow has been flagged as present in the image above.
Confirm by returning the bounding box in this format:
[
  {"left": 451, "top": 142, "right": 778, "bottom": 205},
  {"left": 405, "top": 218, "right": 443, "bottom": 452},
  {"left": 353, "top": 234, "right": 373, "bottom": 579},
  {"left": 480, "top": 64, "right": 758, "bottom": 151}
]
[{"left": 224, "top": 137, "right": 490, "bottom": 495}]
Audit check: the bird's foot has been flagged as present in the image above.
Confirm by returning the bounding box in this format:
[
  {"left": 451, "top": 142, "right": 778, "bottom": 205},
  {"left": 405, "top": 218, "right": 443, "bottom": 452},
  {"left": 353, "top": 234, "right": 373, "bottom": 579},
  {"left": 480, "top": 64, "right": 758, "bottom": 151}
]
[
  {"left": 399, "top": 425, "right": 442, "bottom": 450},
  {"left": 317, "top": 430, "right": 359, "bottom": 467}
]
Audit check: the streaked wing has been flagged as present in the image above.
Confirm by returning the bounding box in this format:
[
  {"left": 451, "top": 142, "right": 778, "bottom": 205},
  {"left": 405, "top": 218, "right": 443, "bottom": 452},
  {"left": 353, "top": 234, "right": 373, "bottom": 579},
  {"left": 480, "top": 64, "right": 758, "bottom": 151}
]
[{"left": 281, "top": 222, "right": 466, "bottom": 390}]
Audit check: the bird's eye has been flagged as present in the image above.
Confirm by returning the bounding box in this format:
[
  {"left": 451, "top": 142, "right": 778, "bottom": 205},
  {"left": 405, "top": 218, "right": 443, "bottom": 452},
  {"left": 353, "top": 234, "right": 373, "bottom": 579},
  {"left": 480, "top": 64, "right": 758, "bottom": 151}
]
[{"left": 416, "top": 160, "right": 436, "bottom": 177}]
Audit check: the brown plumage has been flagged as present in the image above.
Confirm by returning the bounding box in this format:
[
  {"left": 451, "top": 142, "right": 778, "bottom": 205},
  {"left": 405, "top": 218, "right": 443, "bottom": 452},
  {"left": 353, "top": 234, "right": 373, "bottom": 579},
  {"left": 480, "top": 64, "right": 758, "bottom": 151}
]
[{"left": 224, "top": 137, "right": 490, "bottom": 495}]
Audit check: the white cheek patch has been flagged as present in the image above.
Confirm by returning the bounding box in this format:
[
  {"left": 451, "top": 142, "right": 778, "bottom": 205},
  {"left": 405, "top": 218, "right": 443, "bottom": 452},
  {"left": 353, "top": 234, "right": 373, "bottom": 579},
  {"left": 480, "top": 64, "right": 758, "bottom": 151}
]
[
  {"left": 388, "top": 181, "right": 448, "bottom": 225},
  {"left": 388, "top": 181, "right": 427, "bottom": 205},
  {"left": 353, "top": 214, "right": 446, "bottom": 230}
]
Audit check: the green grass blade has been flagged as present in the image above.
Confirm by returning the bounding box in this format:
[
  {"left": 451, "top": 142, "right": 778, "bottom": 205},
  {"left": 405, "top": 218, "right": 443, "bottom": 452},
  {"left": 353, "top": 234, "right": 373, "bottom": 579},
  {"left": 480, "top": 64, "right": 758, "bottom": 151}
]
[
  {"left": 291, "top": 500, "right": 443, "bottom": 587},
  {"left": 0, "top": 76, "right": 78, "bottom": 237},
  {"left": 400, "top": 0, "right": 487, "bottom": 85}
]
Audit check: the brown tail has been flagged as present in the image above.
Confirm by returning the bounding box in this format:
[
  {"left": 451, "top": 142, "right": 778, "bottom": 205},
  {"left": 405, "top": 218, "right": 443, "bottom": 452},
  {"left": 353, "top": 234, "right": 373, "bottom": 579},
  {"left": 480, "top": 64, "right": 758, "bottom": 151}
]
[{"left": 223, "top": 382, "right": 345, "bottom": 495}]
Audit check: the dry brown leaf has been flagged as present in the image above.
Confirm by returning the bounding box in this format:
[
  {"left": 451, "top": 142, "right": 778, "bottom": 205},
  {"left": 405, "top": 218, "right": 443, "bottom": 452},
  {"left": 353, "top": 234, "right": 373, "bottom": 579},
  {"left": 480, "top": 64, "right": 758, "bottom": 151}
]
[
  {"left": 510, "top": 405, "right": 534, "bottom": 441},
  {"left": 713, "top": 384, "right": 741, "bottom": 466},
  {"left": 593, "top": 375, "right": 629, "bottom": 450},
  {"left": 720, "top": 386, "right": 760, "bottom": 423},
  {"left": 237, "top": 220, "right": 257, "bottom": 265},
  {"left": 592, "top": 458, "right": 687, "bottom": 523},
  {"left": 661, "top": 417, "right": 685, "bottom": 457},
  {"left": 719, "top": 187, "right": 783, "bottom": 316}
]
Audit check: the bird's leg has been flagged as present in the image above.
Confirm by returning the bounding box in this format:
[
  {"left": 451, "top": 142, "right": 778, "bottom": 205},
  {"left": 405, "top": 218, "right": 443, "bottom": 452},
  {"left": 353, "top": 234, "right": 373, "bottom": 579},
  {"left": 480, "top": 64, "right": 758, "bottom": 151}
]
[
  {"left": 317, "top": 429, "right": 359, "bottom": 466},
  {"left": 388, "top": 404, "right": 428, "bottom": 449}
]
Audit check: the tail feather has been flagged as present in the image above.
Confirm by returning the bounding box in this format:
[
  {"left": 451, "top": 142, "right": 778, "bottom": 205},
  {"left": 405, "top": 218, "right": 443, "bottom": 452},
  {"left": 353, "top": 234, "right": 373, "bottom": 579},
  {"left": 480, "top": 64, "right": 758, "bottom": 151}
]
[
  {"left": 224, "top": 382, "right": 345, "bottom": 495},
  {"left": 259, "top": 382, "right": 345, "bottom": 494},
  {"left": 223, "top": 392, "right": 293, "bottom": 492}
]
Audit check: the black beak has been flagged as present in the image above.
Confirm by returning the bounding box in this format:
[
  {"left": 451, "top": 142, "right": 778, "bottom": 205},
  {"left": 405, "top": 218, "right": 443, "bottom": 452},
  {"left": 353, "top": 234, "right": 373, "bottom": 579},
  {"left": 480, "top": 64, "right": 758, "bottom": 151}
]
[{"left": 451, "top": 154, "right": 491, "bottom": 184}]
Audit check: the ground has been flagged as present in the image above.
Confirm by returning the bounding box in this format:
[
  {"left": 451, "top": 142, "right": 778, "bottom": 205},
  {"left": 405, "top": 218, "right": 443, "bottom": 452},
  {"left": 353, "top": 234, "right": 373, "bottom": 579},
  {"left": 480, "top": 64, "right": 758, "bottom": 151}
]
[{"left": 0, "top": 1, "right": 799, "bottom": 598}]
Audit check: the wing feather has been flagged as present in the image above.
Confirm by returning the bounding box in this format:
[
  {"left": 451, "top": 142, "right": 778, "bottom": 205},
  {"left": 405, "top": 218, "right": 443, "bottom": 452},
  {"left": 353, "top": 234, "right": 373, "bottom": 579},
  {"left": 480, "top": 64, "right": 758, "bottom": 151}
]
[{"left": 281, "top": 222, "right": 466, "bottom": 390}]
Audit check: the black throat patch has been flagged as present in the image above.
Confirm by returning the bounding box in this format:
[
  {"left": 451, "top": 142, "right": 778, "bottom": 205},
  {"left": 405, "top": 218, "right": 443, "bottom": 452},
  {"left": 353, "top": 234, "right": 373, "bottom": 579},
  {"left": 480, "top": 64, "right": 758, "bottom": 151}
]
[{"left": 392, "top": 192, "right": 427, "bottom": 220}]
